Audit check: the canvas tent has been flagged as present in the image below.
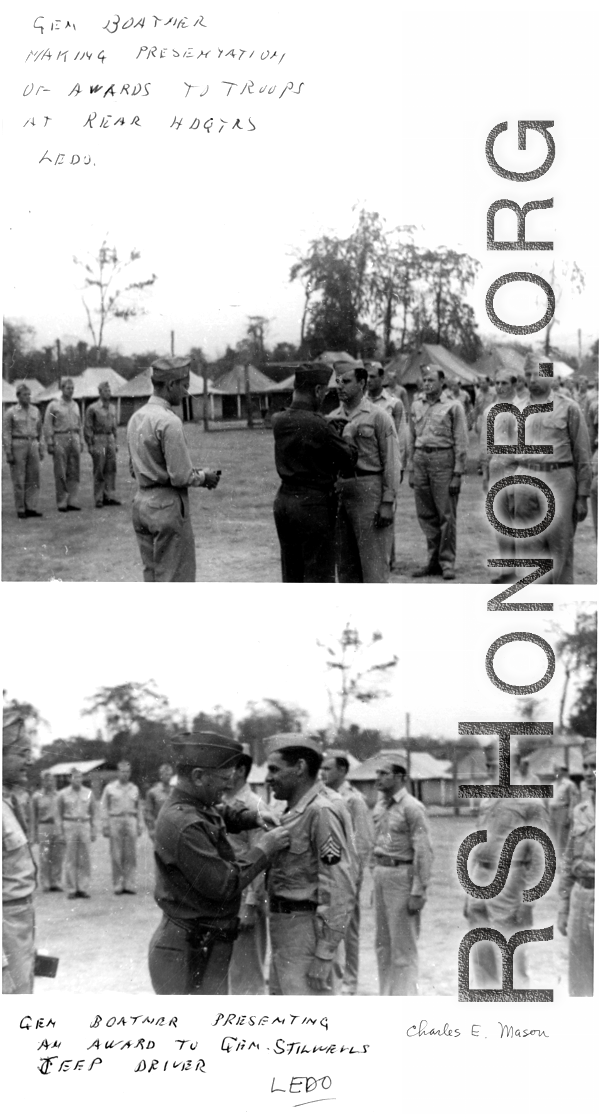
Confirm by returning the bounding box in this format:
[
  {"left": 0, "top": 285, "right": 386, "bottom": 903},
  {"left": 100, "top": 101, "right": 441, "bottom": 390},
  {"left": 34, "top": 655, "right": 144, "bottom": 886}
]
[
  {"left": 11, "top": 378, "right": 45, "bottom": 401},
  {"left": 2, "top": 380, "right": 18, "bottom": 409},
  {"left": 115, "top": 368, "right": 223, "bottom": 424},
  {"left": 36, "top": 368, "right": 127, "bottom": 420},
  {"left": 386, "top": 344, "right": 481, "bottom": 395},
  {"left": 213, "top": 364, "right": 290, "bottom": 420},
  {"left": 350, "top": 751, "right": 452, "bottom": 807}
]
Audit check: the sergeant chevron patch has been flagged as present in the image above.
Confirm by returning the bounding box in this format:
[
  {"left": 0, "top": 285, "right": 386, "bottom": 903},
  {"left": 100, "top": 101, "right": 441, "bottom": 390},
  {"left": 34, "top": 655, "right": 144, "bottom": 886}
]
[{"left": 320, "top": 835, "right": 342, "bottom": 864}]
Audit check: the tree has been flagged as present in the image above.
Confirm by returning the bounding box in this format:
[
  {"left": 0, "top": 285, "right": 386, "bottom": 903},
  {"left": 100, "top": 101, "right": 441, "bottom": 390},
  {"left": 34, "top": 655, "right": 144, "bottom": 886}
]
[
  {"left": 73, "top": 239, "right": 157, "bottom": 359},
  {"left": 554, "top": 609, "right": 597, "bottom": 737},
  {"left": 538, "top": 260, "right": 585, "bottom": 356},
  {"left": 246, "top": 316, "right": 271, "bottom": 364},
  {"left": 237, "top": 699, "right": 307, "bottom": 765},
  {"left": 191, "top": 706, "right": 235, "bottom": 737},
  {"left": 317, "top": 624, "right": 398, "bottom": 739},
  {"left": 82, "top": 681, "right": 171, "bottom": 736},
  {"left": 3, "top": 320, "right": 36, "bottom": 380}
]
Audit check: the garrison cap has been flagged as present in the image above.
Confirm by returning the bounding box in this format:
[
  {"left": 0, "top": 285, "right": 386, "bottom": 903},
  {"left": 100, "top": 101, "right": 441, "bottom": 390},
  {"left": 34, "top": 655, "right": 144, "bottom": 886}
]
[
  {"left": 294, "top": 362, "right": 332, "bottom": 389},
  {"left": 323, "top": 748, "right": 350, "bottom": 763},
  {"left": 334, "top": 358, "right": 364, "bottom": 372},
  {"left": 265, "top": 733, "right": 323, "bottom": 759},
  {"left": 151, "top": 356, "right": 191, "bottom": 383},
  {"left": 172, "top": 731, "right": 243, "bottom": 769},
  {"left": 375, "top": 749, "right": 408, "bottom": 771},
  {"left": 3, "top": 708, "right": 26, "bottom": 749},
  {"left": 420, "top": 362, "right": 444, "bottom": 375},
  {"left": 365, "top": 360, "right": 384, "bottom": 372},
  {"left": 523, "top": 350, "right": 547, "bottom": 374},
  {"left": 582, "top": 738, "right": 596, "bottom": 763}
]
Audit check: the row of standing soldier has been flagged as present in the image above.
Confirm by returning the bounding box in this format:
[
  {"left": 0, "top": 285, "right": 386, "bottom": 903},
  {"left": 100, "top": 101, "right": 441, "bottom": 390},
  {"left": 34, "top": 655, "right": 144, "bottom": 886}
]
[{"left": 3, "top": 710, "right": 595, "bottom": 997}]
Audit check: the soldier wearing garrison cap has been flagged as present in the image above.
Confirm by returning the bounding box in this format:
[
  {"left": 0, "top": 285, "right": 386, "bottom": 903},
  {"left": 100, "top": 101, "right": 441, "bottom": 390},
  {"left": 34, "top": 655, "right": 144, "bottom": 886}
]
[
  {"left": 265, "top": 734, "right": 357, "bottom": 995},
  {"left": 372, "top": 752, "right": 433, "bottom": 995},
  {"left": 149, "top": 732, "right": 290, "bottom": 994},
  {"left": 271, "top": 363, "right": 358, "bottom": 582},
  {"left": 126, "top": 356, "right": 221, "bottom": 581},
  {"left": 3, "top": 709, "right": 37, "bottom": 993},
  {"left": 558, "top": 738, "right": 595, "bottom": 995},
  {"left": 320, "top": 749, "right": 374, "bottom": 993},
  {"left": 327, "top": 359, "right": 401, "bottom": 583},
  {"left": 84, "top": 380, "right": 121, "bottom": 508}
]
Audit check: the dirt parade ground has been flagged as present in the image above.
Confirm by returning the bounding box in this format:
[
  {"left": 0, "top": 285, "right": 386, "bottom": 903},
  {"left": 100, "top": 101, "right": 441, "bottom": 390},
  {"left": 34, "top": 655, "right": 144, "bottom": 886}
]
[
  {"left": 32, "top": 812, "right": 570, "bottom": 998},
  {"left": 2, "top": 426, "right": 597, "bottom": 583}
]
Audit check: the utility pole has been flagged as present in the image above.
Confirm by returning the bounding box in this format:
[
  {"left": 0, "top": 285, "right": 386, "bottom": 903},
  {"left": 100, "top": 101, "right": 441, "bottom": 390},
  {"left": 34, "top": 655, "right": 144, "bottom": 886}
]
[
  {"left": 245, "top": 362, "right": 254, "bottom": 429},
  {"left": 170, "top": 331, "right": 175, "bottom": 357},
  {"left": 405, "top": 712, "right": 411, "bottom": 783},
  {"left": 203, "top": 365, "right": 209, "bottom": 433},
  {"left": 56, "top": 339, "right": 62, "bottom": 388}
]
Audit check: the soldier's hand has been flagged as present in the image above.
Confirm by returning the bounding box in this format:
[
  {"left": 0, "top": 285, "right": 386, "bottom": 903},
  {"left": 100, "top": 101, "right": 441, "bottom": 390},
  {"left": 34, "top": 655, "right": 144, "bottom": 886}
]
[
  {"left": 256, "top": 826, "right": 291, "bottom": 858},
  {"left": 102, "top": 826, "right": 110, "bottom": 838},
  {"left": 238, "top": 904, "right": 259, "bottom": 932},
  {"left": 557, "top": 910, "right": 568, "bottom": 936},
  {"left": 38, "top": 447, "right": 45, "bottom": 461},
  {"left": 253, "top": 803, "right": 281, "bottom": 830},
  {"left": 408, "top": 472, "right": 415, "bottom": 489},
  {"left": 449, "top": 474, "right": 462, "bottom": 495},
  {"left": 575, "top": 496, "right": 588, "bottom": 523},
  {"left": 6, "top": 454, "right": 15, "bottom": 466},
  {"left": 203, "top": 470, "right": 221, "bottom": 490},
  {"left": 91, "top": 831, "right": 97, "bottom": 843},
  {"left": 306, "top": 957, "right": 333, "bottom": 992},
  {"left": 407, "top": 894, "right": 426, "bottom": 915},
  {"left": 47, "top": 445, "right": 54, "bottom": 456},
  {"left": 374, "top": 503, "right": 394, "bottom": 529}
]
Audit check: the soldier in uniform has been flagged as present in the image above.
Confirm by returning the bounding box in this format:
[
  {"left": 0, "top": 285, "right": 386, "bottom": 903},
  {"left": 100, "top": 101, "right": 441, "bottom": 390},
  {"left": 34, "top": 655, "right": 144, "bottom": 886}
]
[
  {"left": 2, "top": 709, "right": 36, "bottom": 994},
  {"left": 127, "top": 356, "right": 221, "bottom": 582},
  {"left": 549, "top": 762, "right": 579, "bottom": 859},
  {"left": 57, "top": 767, "right": 97, "bottom": 899},
  {"left": 2, "top": 383, "right": 45, "bottom": 518},
  {"left": 144, "top": 763, "right": 174, "bottom": 841},
  {"left": 321, "top": 750, "right": 374, "bottom": 994},
  {"left": 372, "top": 752, "right": 433, "bottom": 995},
  {"left": 327, "top": 360, "right": 401, "bottom": 583},
  {"left": 463, "top": 750, "right": 549, "bottom": 990},
  {"left": 366, "top": 360, "right": 407, "bottom": 572},
  {"left": 223, "top": 750, "right": 271, "bottom": 994},
  {"left": 408, "top": 364, "right": 468, "bottom": 580},
  {"left": 264, "top": 734, "right": 357, "bottom": 995},
  {"left": 31, "top": 770, "right": 64, "bottom": 892},
  {"left": 480, "top": 368, "right": 523, "bottom": 584},
  {"left": 148, "top": 732, "right": 290, "bottom": 995},
  {"left": 558, "top": 739, "right": 595, "bottom": 996},
  {"left": 44, "top": 378, "right": 84, "bottom": 512},
  {"left": 512, "top": 356, "right": 591, "bottom": 583},
  {"left": 100, "top": 760, "right": 143, "bottom": 894},
  {"left": 84, "top": 380, "right": 121, "bottom": 508},
  {"left": 272, "top": 363, "right": 358, "bottom": 582}
]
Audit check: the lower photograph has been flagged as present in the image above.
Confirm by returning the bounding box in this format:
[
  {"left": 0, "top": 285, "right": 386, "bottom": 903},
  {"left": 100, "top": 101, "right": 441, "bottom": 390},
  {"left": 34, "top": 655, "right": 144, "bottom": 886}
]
[{"left": 2, "top": 588, "right": 595, "bottom": 1000}]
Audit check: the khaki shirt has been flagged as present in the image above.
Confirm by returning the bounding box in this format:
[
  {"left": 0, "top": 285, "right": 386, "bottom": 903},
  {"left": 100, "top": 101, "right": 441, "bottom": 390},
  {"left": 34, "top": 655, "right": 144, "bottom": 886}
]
[
  {"left": 2, "top": 793, "right": 36, "bottom": 902},
  {"left": 559, "top": 797, "right": 595, "bottom": 916},
  {"left": 144, "top": 781, "right": 172, "bottom": 835},
  {"left": 514, "top": 394, "right": 592, "bottom": 496},
  {"left": 479, "top": 395, "right": 526, "bottom": 475},
  {"left": 44, "top": 398, "right": 83, "bottom": 448},
  {"left": 267, "top": 783, "right": 357, "bottom": 959},
  {"left": 57, "top": 785, "right": 97, "bottom": 828},
  {"left": 127, "top": 396, "right": 204, "bottom": 490},
  {"left": 337, "top": 781, "right": 375, "bottom": 865},
  {"left": 223, "top": 782, "right": 267, "bottom": 909},
  {"left": 31, "top": 789, "right": 59, "bottom": 836},
  {"left": 370, "top": 389, "right": 408, "bottom": 470},
  {"left": 100, "top": 779, "right": 142, "bottom": 825},
  {"left": 408, "top": 395, "right": 469, "bottom": 474},
  {"left": 327, "top": 397, "right": 401, "bottom": 503},
  {"left": 84, "top": 400, "right": 118, "bottom": 446},
  {"left": 3, "top": 404, "right": 43, "bottom": 455},
  {"left": 373, "top": 787, "right": 433, "bottom": 896}
]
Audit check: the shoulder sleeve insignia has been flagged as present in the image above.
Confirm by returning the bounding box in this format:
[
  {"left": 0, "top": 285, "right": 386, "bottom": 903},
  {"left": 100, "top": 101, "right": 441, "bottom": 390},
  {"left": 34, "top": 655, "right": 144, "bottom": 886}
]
[{"left": 320, "top": 834, "right": 342, "bottom": 865}]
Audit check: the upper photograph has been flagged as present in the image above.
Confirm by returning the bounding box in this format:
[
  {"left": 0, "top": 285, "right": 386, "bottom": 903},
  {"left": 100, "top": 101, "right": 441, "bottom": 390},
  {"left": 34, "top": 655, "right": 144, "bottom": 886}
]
[{"left": 3, "top": 5, "right": 597, "bottom": 583}]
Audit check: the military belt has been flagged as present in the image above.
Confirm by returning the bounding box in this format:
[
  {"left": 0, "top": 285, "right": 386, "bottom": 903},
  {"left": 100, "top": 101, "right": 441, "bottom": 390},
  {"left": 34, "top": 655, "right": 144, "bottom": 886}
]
[
  {"left": 415, "top": 445, "right": 452, "bottom": 454},
  {"left": 355, "top": 467, "right": 383, "bottom": 477},
  {"left": 270, "top": 897, "right": 318, "bottom": 914},
  {"left": 521, "top": 460, "right": 573, "bottom": 472},
  {"left": 577, "top": 877, "right": 595, "bottom": 889},
  {"left": 373, "top": 854, "right": 413, "bottom": 867},
  {"left": 11, "top": 435, "right": 37, "bottom": 440}
]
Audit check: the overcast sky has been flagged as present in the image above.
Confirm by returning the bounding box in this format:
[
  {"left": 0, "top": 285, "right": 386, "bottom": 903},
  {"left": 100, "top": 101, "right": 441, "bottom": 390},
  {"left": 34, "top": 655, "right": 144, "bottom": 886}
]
[
  {"left": 2, "top": 588, "right": 593, "bottom": 750},
  {"left": 4, "top": 1, "right": 598, "bottom": 360}
]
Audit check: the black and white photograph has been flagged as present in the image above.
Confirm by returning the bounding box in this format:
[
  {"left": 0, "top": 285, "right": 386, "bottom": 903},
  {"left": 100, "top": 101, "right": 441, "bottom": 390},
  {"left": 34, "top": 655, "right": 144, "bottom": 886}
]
[{"left": 2, "top": 0, "right": 598, "bottom": 1111}]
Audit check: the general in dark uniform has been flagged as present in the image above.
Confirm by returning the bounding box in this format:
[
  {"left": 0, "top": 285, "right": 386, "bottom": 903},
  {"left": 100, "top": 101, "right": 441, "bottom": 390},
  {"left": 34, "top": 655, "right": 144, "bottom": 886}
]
[
  {"left": 272, "top": 363, "right": 357, "bottom": 583},
  {"left": 149, "top": 733, "right": 290, "bottom": 995}
]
